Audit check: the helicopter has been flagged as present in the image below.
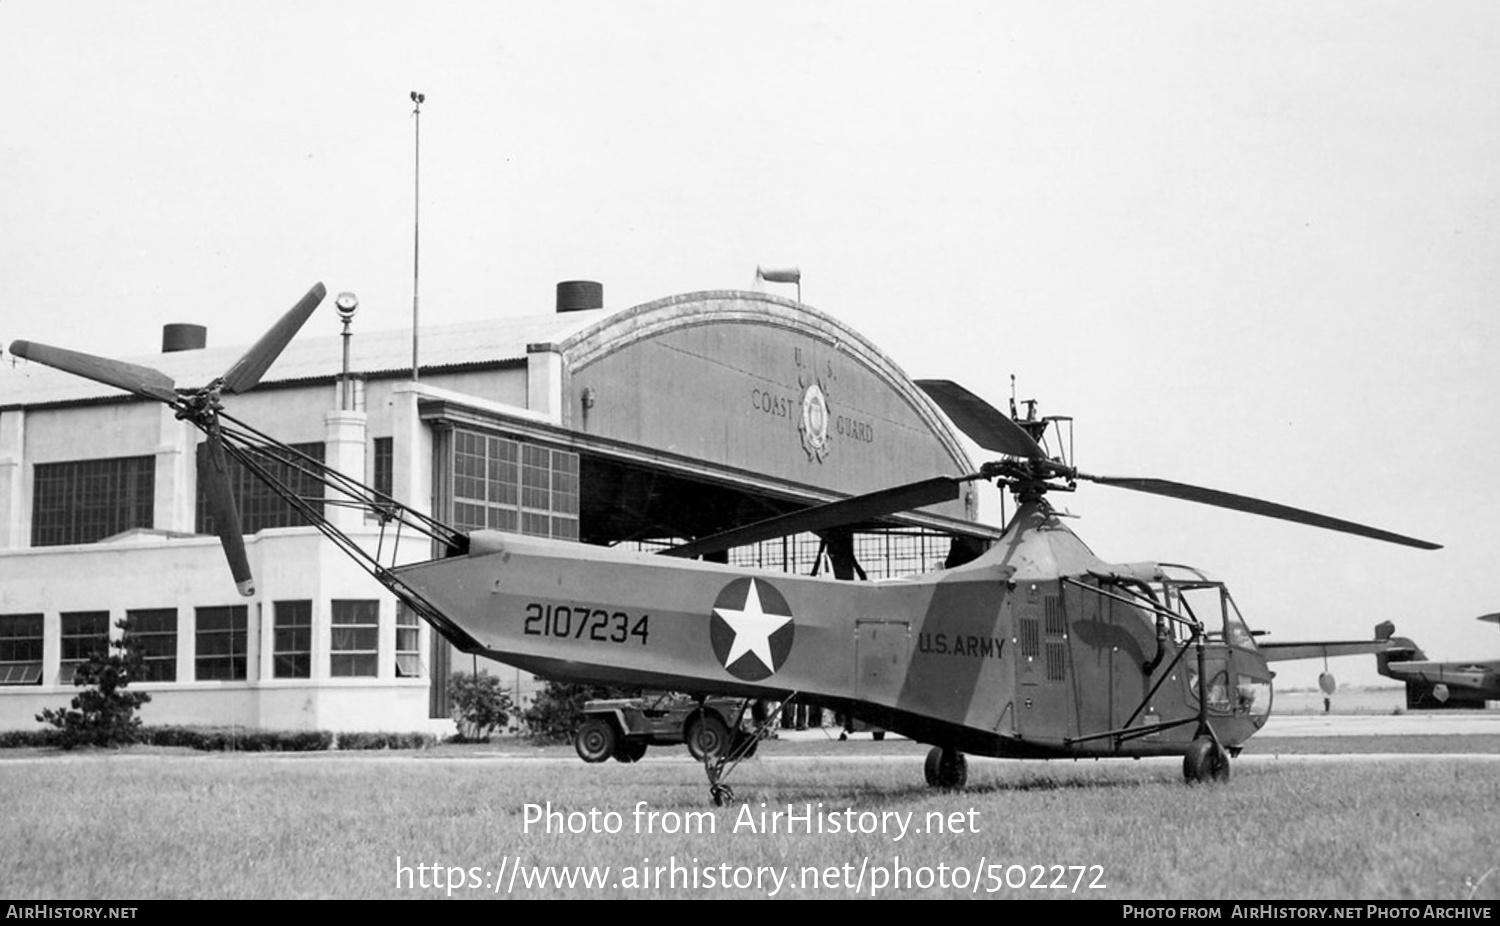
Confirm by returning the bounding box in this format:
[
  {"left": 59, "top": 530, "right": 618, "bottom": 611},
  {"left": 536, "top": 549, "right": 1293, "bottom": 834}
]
[{"left": 8, "top": 284, "right": 1442, "bottom": 804}]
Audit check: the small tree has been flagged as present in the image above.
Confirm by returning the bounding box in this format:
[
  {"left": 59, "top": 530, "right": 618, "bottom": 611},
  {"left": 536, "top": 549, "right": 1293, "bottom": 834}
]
[
  {"left": 449, "top": 671, "right": 514, "bottom": 742},
  {"left": 37, "top": 618, "right": 151, "bottom": 748}
]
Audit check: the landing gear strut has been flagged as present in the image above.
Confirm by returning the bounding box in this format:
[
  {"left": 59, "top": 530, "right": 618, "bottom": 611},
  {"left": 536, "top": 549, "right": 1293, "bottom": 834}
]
[
  {"left": 700, "top": 696, "right": 790, "bottom": 806},
  {"left": 923, "top": 746, "right": 968, "bottom": 789}
]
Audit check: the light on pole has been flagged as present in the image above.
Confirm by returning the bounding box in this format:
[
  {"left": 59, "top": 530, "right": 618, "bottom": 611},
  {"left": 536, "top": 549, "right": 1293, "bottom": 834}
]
[
  {"left": 410, "top": 90, "right": 425, "bottom": 382},
  {"left": 336, "top": 291, "right": 359, "bottom": 410}
]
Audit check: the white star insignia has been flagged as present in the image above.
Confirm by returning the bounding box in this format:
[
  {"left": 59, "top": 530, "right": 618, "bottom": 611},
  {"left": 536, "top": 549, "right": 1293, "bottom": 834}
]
[{"left": 713, "top": 580, "right": 792, "bottom": 673}]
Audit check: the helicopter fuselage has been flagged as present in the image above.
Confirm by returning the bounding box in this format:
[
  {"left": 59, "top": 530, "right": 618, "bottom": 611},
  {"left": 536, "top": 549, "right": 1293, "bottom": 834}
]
[{"left": 392, "top": 502, "right": 1273, "bottom": 759}]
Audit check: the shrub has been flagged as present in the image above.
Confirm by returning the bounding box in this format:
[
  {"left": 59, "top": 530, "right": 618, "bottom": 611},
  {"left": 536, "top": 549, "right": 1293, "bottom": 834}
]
[
  {"left": 521, "top": 680, "right": 637, "bottom": 744},
  {"left": 449, "top": 672, "right": 514, "bottom": 742},
  {"left": 35, "top": 618, "right": 151, "bottom": 748},
  {"left": 139, "top": 726, "right": 334, "bottom": 752},
  {"left": 0, "top": 729, "right": 61, "bottom": 749},
  {"left": 337, "top": 731, "right": 436, "bottom": 750}
]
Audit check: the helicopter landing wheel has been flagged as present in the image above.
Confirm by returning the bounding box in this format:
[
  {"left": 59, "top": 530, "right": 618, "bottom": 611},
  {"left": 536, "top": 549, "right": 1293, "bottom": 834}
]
[
  {"left": 1182, "top": 737, "right": 1231, "bottom": 784},
  {"left": 710, "top": 783, "right": 734, "bottom": 807},
  {"left": 923, "top": 746, "right": 968, "bottom": 789}
]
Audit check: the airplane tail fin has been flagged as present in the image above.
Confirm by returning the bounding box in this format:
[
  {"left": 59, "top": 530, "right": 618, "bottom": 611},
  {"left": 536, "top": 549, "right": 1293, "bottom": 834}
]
[{"left": 1374, "top": 622, "right": 1426, "bottom": 677}]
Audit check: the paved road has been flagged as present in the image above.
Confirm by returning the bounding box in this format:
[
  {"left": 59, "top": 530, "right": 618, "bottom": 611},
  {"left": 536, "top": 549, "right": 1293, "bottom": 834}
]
[
  {"left": 1257, "top": 711, "right": 1500, "bottom": 737},
  {"left": 774, "top": 709, "right": 1500, "bottom": 742}
]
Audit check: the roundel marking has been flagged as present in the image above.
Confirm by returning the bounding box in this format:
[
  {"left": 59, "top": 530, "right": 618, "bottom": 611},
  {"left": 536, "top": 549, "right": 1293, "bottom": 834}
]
[{"left": 710, "top": 577, "right": 795, "bottom": 681}]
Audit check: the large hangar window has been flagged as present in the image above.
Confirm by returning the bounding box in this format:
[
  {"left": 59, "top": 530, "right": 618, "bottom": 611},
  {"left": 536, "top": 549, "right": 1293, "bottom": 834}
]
[
  {"left": 196, "top": 442, "right": 326, "bottom": 535},
  {"left": 645, "top": 528, "right": 959, "bottom": 580},
  {"left": 451, "top": 429, "right": 578, "bottom": 541},
  {"left": 726, "top": 529, "right": 960, "bottom": 580},
  {"left": 31, "top": 455, "right": 154, "bottom": 546}
]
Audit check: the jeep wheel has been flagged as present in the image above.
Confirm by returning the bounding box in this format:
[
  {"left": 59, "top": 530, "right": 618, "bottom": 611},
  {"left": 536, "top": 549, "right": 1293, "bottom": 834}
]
[
  {"left": 574, "top": 717, "right": 617, "bottom": 763},
  {"left": 613, "top": 740, "right": 648, "bottom": 763},
  {"left": 685, "top": 712, "right": 731, "bottom": 762}
]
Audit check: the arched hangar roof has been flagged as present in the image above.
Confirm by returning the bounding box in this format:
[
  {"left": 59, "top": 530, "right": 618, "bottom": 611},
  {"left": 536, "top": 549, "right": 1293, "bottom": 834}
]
[{"left": 532, "top": 290, "right": 982, "bottom": 529}]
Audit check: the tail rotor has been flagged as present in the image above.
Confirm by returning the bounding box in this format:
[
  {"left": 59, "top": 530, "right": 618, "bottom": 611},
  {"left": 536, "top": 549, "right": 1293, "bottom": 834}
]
[{"left": 8, "top": 284, "right": 328, "bottom": 595}]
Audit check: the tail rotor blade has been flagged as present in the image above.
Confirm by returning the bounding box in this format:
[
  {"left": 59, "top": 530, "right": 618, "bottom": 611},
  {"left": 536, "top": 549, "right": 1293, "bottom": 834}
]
[
  {"left": 1082, "top": 474, "right": 1442, "bottom": 550},
  {"left": 916, "top": 379, "right": 1046, "bottom": 460},
  {"left": 8, "top": 340, "right": 178, "bottom": 404},
  {"left": 220, "top": 283, "right": 327, "bottom": 395},
  {"left": 197, "top": 438, "right": 255, "bottom": 596}
]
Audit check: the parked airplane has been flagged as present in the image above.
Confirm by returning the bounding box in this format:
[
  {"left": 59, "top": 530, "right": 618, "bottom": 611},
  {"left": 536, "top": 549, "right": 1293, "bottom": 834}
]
[{"left": 1374, "top": 617, "right": 1499, "bottom": 709}]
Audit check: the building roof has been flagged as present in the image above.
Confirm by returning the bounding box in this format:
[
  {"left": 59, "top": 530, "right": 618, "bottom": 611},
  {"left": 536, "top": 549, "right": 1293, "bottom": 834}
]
[{"left": 1, "top": 308, "right": 610, "bottom": 409}]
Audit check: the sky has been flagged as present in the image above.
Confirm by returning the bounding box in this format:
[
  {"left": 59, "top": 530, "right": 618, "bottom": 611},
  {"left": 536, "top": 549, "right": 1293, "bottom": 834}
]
[{"left": 2, "top": 1, "right": 1498, "bottom": 689}]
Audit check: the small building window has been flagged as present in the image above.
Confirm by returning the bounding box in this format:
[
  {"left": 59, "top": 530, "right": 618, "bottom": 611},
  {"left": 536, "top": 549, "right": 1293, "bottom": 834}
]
[
  {"left": 331, "top": 600, "right": 378, "bottom": 678},
  {"left": 373, "top": 437, "right": 394, "bottom": 497},
  {"left": 0, "top": 614, "right": 44, "bottom": 686},
  {"left": 59, "top": 611, "right": 111, "bottom": 684},
  {"left": 31, "top": 456, "right": 155, "bottom": 547},
  {"left": 195, "top": 606, "right": 248, "bottom": 681},
  {"left": 367, "top": 437, "right": 395, "bottom": 524},
  {"left": 395, "top": 604, "right": 422, "bottom": 678},
  {"left": 126, "top": 609, "right": 177, "bottom": 682},
  {"left": 273, "top": 601, "right": 312, "bottom": 679}
]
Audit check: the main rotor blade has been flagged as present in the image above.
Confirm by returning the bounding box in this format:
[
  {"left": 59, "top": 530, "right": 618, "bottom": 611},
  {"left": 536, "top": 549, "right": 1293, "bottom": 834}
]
[
  {"left": 197, "top": 439, "right": 255, "bottom": 596},
  {"left": 7, "top": 340, "right": 178, "bottom": 404},
  {"left": 220, "top": 283, "right": 327, "bottom": 394},
  {"left": 661, "top": 475, "right": 967, "bottom": 560},
  {"left": 915, "top": 379, "right": 1046, "bottom": 459},
  {"left": 1081, "top": 474, "right": 1442, "bottom": 550}
]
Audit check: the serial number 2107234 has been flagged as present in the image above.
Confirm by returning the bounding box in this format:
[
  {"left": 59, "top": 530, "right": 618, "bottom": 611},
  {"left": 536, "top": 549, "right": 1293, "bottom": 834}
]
[{"left": 523, "top": 603, "right": 649, "bottom": 645}]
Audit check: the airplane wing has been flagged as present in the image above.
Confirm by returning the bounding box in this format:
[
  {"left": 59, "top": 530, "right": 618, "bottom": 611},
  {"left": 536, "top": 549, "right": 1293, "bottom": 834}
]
[
  {"left": 1257, "top": 620, "right": 1402, "bottom": 663},
  {"left": 1258, "top": 640, "right": 1405, "bottom": 662}
]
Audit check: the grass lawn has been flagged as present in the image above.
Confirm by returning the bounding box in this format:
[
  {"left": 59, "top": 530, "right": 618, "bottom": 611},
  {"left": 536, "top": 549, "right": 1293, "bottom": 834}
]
[{"left": 2, "top": 734, "right": 1497, "bottom": 900}]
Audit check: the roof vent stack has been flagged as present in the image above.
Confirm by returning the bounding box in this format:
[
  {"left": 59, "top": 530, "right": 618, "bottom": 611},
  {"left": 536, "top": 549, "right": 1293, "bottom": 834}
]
[
  {"left": 162, "top": 324, "right": 207, "bottom": 353},
  {"left": 556, "top": 280, "right": 603, "bottom": 313}
]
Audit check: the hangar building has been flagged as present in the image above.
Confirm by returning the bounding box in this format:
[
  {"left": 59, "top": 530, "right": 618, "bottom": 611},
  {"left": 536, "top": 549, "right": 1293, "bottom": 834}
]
[{"left": 0, "top": 285, "right": 996, "bottom": 733}]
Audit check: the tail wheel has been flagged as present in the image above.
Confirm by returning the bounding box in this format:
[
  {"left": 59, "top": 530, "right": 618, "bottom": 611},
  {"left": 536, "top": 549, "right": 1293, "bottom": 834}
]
[
  {"left": 612, "top": 740, "right": 648, "bottom": 763},
  {"left": 573, "top": 717, "right": 617, "bottom": 764},
  {"left": 924, "top": 746, "right": 968, "bottom": 789},
  {"left": 686, "top": 711, "right": 731, "bottom": 762},
  {"left": 1182, "top": 737, "right": 1231, "bottom": 784}
]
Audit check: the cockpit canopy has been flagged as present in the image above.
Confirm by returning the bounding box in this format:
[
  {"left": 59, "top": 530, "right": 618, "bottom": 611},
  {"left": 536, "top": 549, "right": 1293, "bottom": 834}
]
[
  {"left": 1091, "top": 562, "right": 1257, "bottom": 650},
  {"left": 1154, "top": 564, "right": 1256, "bottom": 649}
]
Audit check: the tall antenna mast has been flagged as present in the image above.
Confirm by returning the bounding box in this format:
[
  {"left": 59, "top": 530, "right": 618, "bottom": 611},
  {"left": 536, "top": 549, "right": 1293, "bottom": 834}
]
[{"left": 410, "top": 90, "right": 425, "bottom": 382}]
